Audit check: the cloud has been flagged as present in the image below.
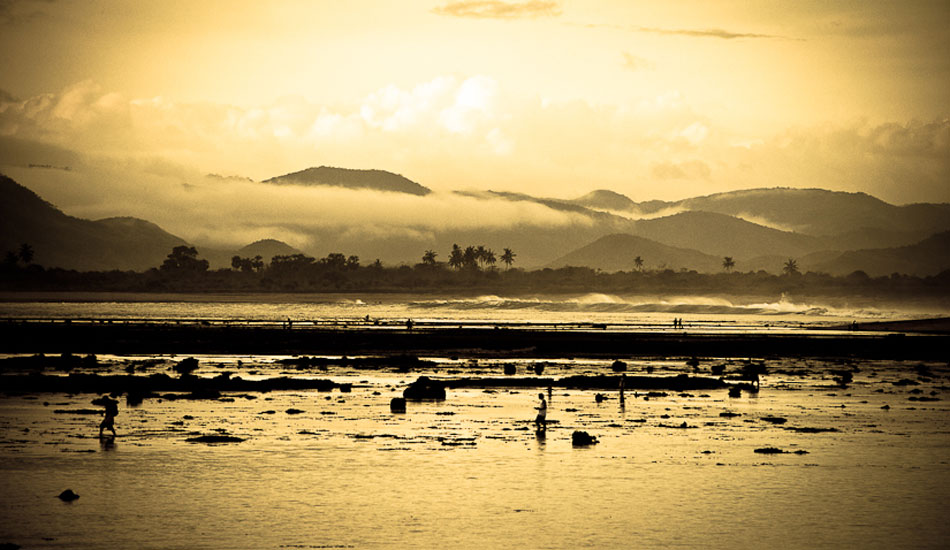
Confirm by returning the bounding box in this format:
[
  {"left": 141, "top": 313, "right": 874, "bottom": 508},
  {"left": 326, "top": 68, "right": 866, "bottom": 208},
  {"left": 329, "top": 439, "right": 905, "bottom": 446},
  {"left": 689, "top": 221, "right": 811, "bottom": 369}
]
[
  {"left": 621, "top": 52, "right": 652, "bottom": 71},
  {"left": 2, "top": 158, "right": 587, "bottom": 254},
  {"left": 433, "top": 1, "right": 561, "bottom": 19},
  {"left": 2, "top": 78, "right": 946, "bottom": 206},
  {"left": 576, "top": 22, "right": 793, "bottom": 40},
  {"left": 634, "top": 26, "right": 787, "bottom": 40}
]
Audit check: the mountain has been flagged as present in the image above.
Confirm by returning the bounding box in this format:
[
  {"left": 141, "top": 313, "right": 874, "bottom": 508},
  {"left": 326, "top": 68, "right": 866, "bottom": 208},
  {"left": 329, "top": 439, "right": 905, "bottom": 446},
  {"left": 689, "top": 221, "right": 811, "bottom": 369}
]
[
  {"left": 630, "top": 211, "right": 827, "bottom": 260},
  {"left": 547, "top": 233, "right": 723, "bottom": 272},
  {"left": 811, "top": 231, "right": 950, "bottom": 277},
  {"left": 237, "top": 239, "right": 302, "bottom": 260},
  {"left": 674, "top": 188, "right": 950, "bottom": 238},
  {"left": 263, "top": 166, "right": 431, "bottom": 195},
  {"left": 571, "top": 190, "right": 638, "bottom": 212},
  {"left": 0, "top": 174, "right": 186, "bottom": 270}
]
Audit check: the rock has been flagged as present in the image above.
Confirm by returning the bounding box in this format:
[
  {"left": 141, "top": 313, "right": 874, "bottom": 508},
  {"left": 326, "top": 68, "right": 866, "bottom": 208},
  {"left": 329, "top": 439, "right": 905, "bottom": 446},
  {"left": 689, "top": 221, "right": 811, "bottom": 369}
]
[
  {"left": 533, "top": 364, "right": 545, "bottom": 376},
  {"left": 710, "top": 364, "right": 726, "bottom": 376},
  {"left": 403, "top": 376, "right": 446, "bottom": 400},
  {"left": 0, "top": 543, "right": 22, "bottom": 550},
  {"left": 389, "top": 398, "right": 407, "bottom": 413},
  {"left": 784, "top": 426, "right": 838, "bottom": 433},
  {"left": 595, "top": 393, "right": 607, "bottom": 403},
  {"left": 173, "top": 357, "right": 199, "bottom": 375},
  {"left": 185, "top": 435, "right": 246, "bottom": 444},
  {"left": 719, "top": 411, "right": 741, "bottom": 418},
  {"left": 686, "top": 357, "right": 700, "bottom": 368},
  {"left": 572, "top": 431, "right": 599, "bottom": 446},
  {"left": 339, "top": 384, "right": 352, "bottom": 393},
  {"left": 58, "top": 489, "right": 80, "bottom": 502},
  {"left": 611, "top": 360, "right": 627, "bottom": 372},
  {"left": 753, "top": 447, "right": 785, "bottom": 454},
  {"left": 285, "top": 408, "right": 305, "bottom": 415},
  {"left": 761, "top": 416, "right": 788, "bottom": 424},
  {"left": 728, "top": 386, "right": 742, "bottom": 398},
  {"left": 503, "top": 364, "right": 517, "bottom": 376}
]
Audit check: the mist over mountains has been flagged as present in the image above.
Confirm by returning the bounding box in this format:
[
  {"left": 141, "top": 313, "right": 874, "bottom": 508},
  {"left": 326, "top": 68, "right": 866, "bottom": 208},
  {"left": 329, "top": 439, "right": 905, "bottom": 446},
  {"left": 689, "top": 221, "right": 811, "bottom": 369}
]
[{"left": 2, "top": 167, "right": 949, "bottom": 277}]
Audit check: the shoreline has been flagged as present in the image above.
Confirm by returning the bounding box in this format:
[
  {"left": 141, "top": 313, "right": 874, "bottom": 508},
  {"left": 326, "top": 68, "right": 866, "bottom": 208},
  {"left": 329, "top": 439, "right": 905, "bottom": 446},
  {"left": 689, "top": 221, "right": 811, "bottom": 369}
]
[{"left": 1, "top": 320, "right": 947, "bottom": 359}]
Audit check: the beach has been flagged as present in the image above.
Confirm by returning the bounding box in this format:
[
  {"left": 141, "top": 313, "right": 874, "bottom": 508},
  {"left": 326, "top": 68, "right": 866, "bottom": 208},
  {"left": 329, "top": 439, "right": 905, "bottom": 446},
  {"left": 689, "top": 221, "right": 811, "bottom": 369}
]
[
  {"left": 1, "top": 293, "right": 949, "bottom": 549},
  {"left": 1, "top": 349, "right": 949, "bottom": 549}
]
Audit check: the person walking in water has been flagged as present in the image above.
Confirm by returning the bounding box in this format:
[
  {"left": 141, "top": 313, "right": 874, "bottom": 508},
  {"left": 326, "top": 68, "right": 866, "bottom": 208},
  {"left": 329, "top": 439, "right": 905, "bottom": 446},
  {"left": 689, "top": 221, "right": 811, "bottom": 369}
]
[
  {"left": 534, "top": 393, "right": 547, "bottom": 431},
  {"left": 96, "top": 396, "right": 119, "bottom": 438}
]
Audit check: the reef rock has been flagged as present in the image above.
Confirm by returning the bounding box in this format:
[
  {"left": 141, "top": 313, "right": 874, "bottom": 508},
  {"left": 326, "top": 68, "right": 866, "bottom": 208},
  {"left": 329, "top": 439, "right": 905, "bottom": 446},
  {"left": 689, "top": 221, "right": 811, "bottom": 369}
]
[
  {"left": 390, "top": 397, "right": 407, "bottom": 413},
  {"left": 572, "top": 431, "right": 599, "bottom": 446},
  {"left": 58, "top": 489, "right": 80, "bottom": 502},
  {"left": 403, "top": 376, "right": 446, "bottom": 400}
]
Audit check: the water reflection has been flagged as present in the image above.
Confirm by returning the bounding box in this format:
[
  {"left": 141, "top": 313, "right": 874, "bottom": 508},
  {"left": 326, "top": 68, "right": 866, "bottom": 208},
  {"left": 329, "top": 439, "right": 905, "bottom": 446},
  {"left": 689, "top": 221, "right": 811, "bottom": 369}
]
[{"left": 99, "top": 436, "right": 116, "bottom": 451}]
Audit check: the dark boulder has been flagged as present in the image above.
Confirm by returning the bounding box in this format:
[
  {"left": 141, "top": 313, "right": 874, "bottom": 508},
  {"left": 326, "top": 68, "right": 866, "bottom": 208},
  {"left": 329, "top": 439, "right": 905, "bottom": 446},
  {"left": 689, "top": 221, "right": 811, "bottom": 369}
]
[
  {"left": 611, "top": 360, "right": 627, "bottom": 372},
  {"left": 58, "top": 489, "right": 80, "bottom": 502},
  {"left": 403, "top": 376, "right": 446, "bottom": 400},
  {"left": 173, "top": 357, "right": 200, "bottom": 375},
  {"left": 185, "top": 434, "right": 246, "bottom": 444},
  {"left": 572, "top": 431, "right": 598, "bottom": 446},
  {"left": 390, "top": 397, "right": 407, "bottom": 413},
  {"left": 503, "top": 364, "right": 517, "bottom": 376},
  {"left": 754, "top": 447, "right": 785, "bottom": 454}
]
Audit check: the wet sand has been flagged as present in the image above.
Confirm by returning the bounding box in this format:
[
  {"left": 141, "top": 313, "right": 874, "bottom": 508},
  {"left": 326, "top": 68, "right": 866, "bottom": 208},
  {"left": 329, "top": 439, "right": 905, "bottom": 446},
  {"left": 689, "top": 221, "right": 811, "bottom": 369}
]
[{"left": 1, "top": 354, "right": 949, "bottom": 549}]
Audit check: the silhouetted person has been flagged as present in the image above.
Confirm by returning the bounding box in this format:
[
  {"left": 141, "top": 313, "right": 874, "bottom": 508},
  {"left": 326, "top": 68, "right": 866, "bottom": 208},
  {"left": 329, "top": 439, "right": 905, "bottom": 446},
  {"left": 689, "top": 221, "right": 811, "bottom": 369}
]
[
  {"left": 619, "top": 373, "right": 626, "bottom": 405},
  {"left": 406, "top": 318, "right": 414, "bottom": 330},
  {"left": 534, "top": 393, "right": 547, "bottom": 431},
  {"left": 96, "top": 396, "right": 119, "bottom": 438}
]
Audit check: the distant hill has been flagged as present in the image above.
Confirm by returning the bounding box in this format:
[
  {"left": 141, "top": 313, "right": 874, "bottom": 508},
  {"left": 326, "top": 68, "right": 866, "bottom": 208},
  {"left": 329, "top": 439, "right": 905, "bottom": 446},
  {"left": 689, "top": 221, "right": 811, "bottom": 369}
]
[
  {"left": 675, "top": 188, "right": 950, "bottom": 238},
  {"left": 264, "top": 166, "right": 431, "bottom": 195},
  {"left": 547, "top": 233, "right": 723, "bottom": 272},
  {"left": 237, "top": 239, "right": 302, "bottom": 260},
  {"left": 571, "top": 190, "right": 637, "bottom": 212},
  {"left": 631, "top": 211, "right": 826, "bottom": 260},
  {"left": 0, "top": 174, "right": 186, "bottom": 270},
  {"left": 812, "top": 231, "right": 950, "bottom": 277}
]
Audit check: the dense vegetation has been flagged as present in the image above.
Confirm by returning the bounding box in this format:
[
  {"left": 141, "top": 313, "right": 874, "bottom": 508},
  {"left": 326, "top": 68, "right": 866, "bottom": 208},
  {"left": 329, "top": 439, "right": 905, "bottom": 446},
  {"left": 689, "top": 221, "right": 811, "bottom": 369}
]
[{"left": 2, "top": 244, "right": 948, "bottom": 300}]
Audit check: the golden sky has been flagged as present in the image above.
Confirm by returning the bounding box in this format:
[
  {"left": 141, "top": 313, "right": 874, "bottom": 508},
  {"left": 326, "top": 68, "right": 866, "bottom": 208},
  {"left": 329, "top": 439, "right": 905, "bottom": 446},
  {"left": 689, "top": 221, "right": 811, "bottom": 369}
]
[{"left": 1, "top": 0, "right": 948, "bottom": 207}]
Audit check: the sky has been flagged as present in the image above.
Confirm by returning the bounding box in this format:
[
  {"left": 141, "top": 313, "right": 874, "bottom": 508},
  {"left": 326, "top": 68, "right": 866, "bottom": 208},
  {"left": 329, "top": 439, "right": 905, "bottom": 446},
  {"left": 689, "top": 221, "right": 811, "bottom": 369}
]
[{"left": 0, "top": 0, "right": 948, "bottom": 249}]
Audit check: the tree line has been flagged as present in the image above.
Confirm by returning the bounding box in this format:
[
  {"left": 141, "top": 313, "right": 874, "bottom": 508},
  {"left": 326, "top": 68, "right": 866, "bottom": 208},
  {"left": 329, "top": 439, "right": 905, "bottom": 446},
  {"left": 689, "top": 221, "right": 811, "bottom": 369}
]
[{"left": 2, "top": 243, "right": 948, "bottom": 299}]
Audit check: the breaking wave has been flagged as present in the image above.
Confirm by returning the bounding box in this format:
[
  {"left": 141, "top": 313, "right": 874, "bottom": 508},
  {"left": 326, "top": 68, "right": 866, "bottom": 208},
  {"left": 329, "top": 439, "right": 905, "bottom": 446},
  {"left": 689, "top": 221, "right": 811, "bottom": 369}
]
[{"left": 407, "top": 293, "right": 896, "bottom": 318}]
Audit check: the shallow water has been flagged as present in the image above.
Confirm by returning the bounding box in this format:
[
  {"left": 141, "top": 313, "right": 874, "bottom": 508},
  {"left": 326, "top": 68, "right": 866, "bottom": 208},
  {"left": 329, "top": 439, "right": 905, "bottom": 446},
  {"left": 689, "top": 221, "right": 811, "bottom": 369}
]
[
  {"left": 1, "top": 356, "right": 948, "bottom": 549},
  {"left": 0, "top": 291, "right": 937, "bottom": 330}
]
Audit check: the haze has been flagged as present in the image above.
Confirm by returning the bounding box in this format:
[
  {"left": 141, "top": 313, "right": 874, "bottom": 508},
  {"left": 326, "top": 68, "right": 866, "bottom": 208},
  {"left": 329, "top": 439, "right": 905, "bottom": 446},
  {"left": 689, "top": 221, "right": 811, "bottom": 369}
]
[{"left": 1, "top": 0, "right": 948, "bottom": 251}]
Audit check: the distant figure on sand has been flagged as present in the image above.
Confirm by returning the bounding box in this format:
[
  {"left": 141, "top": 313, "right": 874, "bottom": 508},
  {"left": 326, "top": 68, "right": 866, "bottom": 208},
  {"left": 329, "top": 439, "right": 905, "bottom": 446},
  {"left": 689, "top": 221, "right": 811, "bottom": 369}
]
[
  {"left": 619, "top": 373, "right": 626, "bottom": 405},
  {"left": 534, "top": 393, "right": 547, "bottom": 431},
  {"left": 406, "top": 318, "right": 414, "bottom": 330},
  {"left": 96, "top": 396, "right": 119, "bottom": 438}
]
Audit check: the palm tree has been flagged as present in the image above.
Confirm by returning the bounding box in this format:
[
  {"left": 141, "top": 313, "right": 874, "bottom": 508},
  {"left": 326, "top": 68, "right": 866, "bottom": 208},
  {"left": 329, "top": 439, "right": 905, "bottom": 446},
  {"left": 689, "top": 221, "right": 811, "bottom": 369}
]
[
  {"left": 18, "top": 243, "right": 34, "bottom": 265},
  {"left": 484, "top": 249, "right": 497, "bottom": 270},
  {"left": 448, "top": 244, "right": 463, "bottom": 270},
  {"left": 501, "top": 248, "right": 516, "bottom": 270},
  {"left": 422, "top": 250, "right": 438, "bottom": 266},
  {"left": 462, "top": 246, "right": 479, "bottom": 270},
  {"left": 783, "top": 258, "right": 800, "bottom": 276},
  {"left": 722, "top": 256, "right": 735, "bottom": 272},
  {"left": 633, "top": 256, "right": 644, "bottom": 272},
  {"left": 475, "top": 245, "right": 487, "bottom": 268}
]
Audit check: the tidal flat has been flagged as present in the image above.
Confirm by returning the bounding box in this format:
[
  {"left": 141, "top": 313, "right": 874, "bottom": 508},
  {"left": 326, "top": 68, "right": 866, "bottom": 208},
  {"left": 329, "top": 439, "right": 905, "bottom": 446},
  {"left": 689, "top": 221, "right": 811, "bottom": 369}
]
[{"left": 1, "top": 355, "right": 948, "bottom": 550}]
